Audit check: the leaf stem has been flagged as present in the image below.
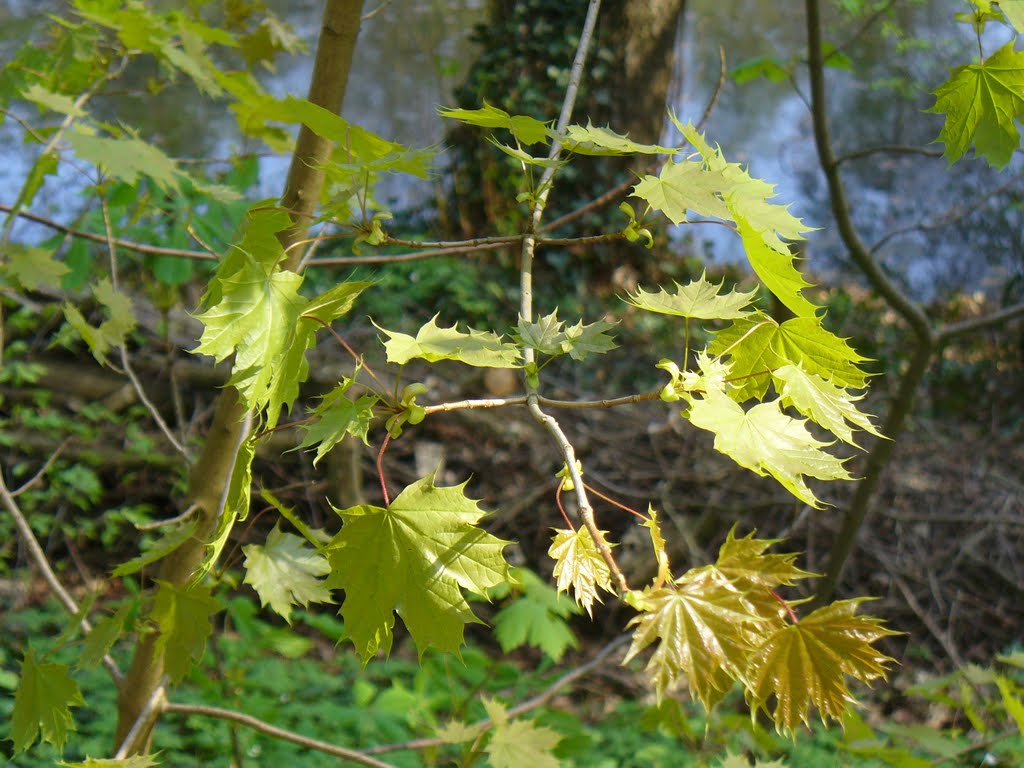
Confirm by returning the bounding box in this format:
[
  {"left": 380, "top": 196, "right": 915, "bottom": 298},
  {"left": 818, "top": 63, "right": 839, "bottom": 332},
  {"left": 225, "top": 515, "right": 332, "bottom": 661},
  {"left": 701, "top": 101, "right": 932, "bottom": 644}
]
[
  {"left": 583, "top": 482, "right": 647, "bottom": 521},
  {"left": 555, "top": 484, "right": 575, "bottom": 531},
  {"left": 771, "top": 590, "right": 800, "bottom": 624},
  {"left": 377, "top": 431, "right": 392, "bottom": 507}
]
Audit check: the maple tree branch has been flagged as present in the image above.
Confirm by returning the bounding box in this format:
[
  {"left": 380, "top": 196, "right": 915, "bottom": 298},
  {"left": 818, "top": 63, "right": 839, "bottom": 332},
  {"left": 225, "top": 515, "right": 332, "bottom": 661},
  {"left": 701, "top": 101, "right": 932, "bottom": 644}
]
[
  {"left": 835, "top": 144, "right": 944, "bottom": 166},
  {"left": 10, "top": 438, "right": 71, "bottom": 497},
  {"left": 0, "top": 203, "right": 216, "bottom": 260},
  {"left": 365, "top": 634, "right": 632, "bottom": 755},
  {"left": 115, "top": 680, "right": 167, "bottom": 758},
  {"left": 937, "top": 301, "right": 1024, "bottom": 341},
  {"left": 0, "top": 463, "right": 123, "bottom": 682},
  {"left": 421, "top": 390, "right": 661, "bottom": 415},
  {"left": 162, "top": 701, "right": 398, "bottom": 768}
]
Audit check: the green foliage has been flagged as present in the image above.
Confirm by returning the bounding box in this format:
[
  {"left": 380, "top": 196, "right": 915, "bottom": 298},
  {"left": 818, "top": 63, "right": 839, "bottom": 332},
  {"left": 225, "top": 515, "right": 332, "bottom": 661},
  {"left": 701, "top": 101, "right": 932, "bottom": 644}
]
[
  {"left": 242, "top": 525, "right": 333, "bottom": 623},
  {"left": 9, "top": 648, "right": 84, "bottom": 754},
  {"left": 149, "top": 581, "right": 222, "bottom": 683},
  {"left": 492, "top": 568, "right": 580, "bottom": 661}
]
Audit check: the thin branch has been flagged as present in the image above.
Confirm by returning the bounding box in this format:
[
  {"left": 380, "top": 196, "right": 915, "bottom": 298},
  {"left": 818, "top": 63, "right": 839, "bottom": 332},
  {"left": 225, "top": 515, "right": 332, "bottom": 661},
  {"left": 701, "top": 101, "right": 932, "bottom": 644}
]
[
  {"left": 365, "top": 634, "right": 632, "bottom": 755},
  {"left": 422, "top": 390, "right": 661, "bottom": 415},
  {"left": 0, "top": 465, "right": 122, "bottom": 682},
  {"left": 162, "top": 702, "right": 398, "bottom": 768},
  {"left": 11, "top": 438, "right": 71, "bottom": 497},
  {"left": 305, "top": 241, "right": 504, "bottom": 266},
  {"left": 938, "top": 301, "right": 1024, "bottom": 341},
  {"left": 891, "top": 574, "right": 964, "bottom": 667},
  {"left": 135, "top": 503, "right": 199, "bottom": 532},
  {"left": 0, "top": 203, "right": 216, "bottom": 260},
  {"left": 385, "top": 234, "right": 522, "bottom": 250},
  {"left": 835, "top": 144, "right": 944, "bottom": 166},
  {"left": 115, "top": 679, "right": 168, "bottom": 759},
  {"left": 697, "top": 46, "right": 728, "bottom": 132}
]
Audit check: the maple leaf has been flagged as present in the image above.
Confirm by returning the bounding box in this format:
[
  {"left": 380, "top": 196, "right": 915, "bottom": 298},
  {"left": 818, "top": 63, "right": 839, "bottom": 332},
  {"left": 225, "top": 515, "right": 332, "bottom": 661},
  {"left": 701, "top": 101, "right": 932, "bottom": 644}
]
[
  {"left": 112, "top": 518, "right": 199, "bottom": 577},
  {"left": 745, "top": 599, "right": 899, "bottom": 735},
  {"left": 548, "top": 526, "right": 615, "bottom": 616},
  {"left": 493, "top": 568, "right": 580, "bottom": 661},
  {"left": 714, "top": 528, "right": 817, "bottom": 592},
  {"left": 632, "top": 159, "right": 732, "bottom": 224},
  {"left": 643, "top": 508, "right": 673, "bottom": 587},
  {"left": 561, "top": 317, "right": 618, "bottom": 360},
  {"left": 77, "top": 604, "right": 131, "bottom": 670},
  {"left": 929, "top": 42, "right": 1024, "bottom": 168},
  {"left": 773, "top": 364, "right": 883, "bottom": 446},
  {"left": 627, "top": 272, "right": 757, "bottom": 320},
  {"left": 10, "top": 647, "right": 84, "bottom": 753},
  {"left": 150, "top": 580, "right": 223, "bottom": 683},
  {"left": 439, "top": 102, "right": 550, "bottom": 145},
  {"left": 624, "top": 571, "right": 765, "bottom": 707},
  {"left": 735, "top": 215, "right": 819, "bottom": 319},
  {"left": 562, "top": 120, "right": 676, "bottom": 155},
  {"left": 243, "top": 525, "right": 334, "bottom": 623},
  {"left": 686, "top": 390, "right": 852, "bottom": 508},
  {"left": 378, "top": 315, "right": 521, "bottom": 368},
  {"left": 60, "top": 757, "right": 160, "bottom": 768},
  {"left": 517, "top": 311, "right": 616, "bottom": 360},
  {"left": 6, "top": 245, "right": 70, "bottom": 290},
  {"left": 482, "top": 698, "right": 562, "bottom": 768},
  {"left": 63, "top": 279, "right": 137, "bottom": 367},
  {"left": 67, "top": 127, "right": 182, "bottom": 192},
  {"left": 710, "top": 313, "right": 870, "bottom": 401},
  {"left": 327, "top": 472, "right": 511, "bottom": 662},
  {"left": 296, "top": 378, "right": 378, "bottom": 466}
]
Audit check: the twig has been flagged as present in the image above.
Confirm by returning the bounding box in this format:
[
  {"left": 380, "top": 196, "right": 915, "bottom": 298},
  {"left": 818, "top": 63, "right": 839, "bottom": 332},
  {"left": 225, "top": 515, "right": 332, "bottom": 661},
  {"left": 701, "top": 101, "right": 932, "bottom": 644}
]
[
  {"left": 938, "top": 301, "right": 1024, "bottom": 341},
  {"left": 0, "top": 465, "right": 122, "bottom": 682},
  {"left": 697, "top": 46, "right": 728, "bottom": 132},
  {"left": 162, "top": 701, "right": 398, "bottom": 768},
  {"left": 365, "top": 634, "right": 632, "bottom": 755},
  {"left": 115, "top": 678, "right": 168, "bottom": 759},
  {"left": 135, "top": 503, "right": 200, "bottom": 532},
  {"left": 835, "top": 144, "right": 944, "bottom": 166},
  {"left": 891, "top": 574, "right": 964, "bottom": 668},
  {"left": 11, "top": 438, "right": 71, "bottom": 497},
  {"left": 0, "top": 203, "right": 216, "bottom": 260}
]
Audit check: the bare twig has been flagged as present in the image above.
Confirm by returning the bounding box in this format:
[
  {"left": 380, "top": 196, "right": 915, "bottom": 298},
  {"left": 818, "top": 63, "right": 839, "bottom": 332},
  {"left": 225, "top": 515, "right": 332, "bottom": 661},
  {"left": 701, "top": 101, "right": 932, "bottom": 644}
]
[
  {"left": 891, "top": 574, "right": 964, "bottom": 667},
  {"left": 835, "top": 144, "right": 944, "bottom": 166},
  {"left": 422, "top": 390, "right": 661, "bottom": 415},
  {"left": 135, "top": 503, "right": 200, "bottom": 532},
  {"left": 938, "top": 301, "right": 1024, "bottom": 341},
  {"left": 162, "top": 701, "right": 398, "bottom": 768},
  {"left": 11, "top": 438, "right": 71, "bottom": 497},
  {"left": 0, "top": 465, "right": 122, "bottom": 682}
]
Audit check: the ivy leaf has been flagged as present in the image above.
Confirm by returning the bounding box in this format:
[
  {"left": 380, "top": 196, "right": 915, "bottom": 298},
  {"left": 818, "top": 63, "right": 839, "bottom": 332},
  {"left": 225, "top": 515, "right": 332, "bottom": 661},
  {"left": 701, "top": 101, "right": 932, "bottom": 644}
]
[
  {"left": 378, "top": 314, "right": 521, "bottom": 368},
  {"left": 686, "top": 390, "right": 853, "bottom": 508},
  {"left": 243, "top": 525, "right": 333, "bottom": 623},
  {"left": 710, "top": 313, "right": 870, "bottom": 401},
  {"left": 773, "top": 364, "right": 883, "bottom": 446},
  {"left": 439, "top": 102, "right": 550, "bottom": 145},
  {"left": 482, "top": 698, "right": 562, "bottom": 768},
  {"left": 296, "top": 378, "right": 378, "bottom": 466},
  {"left": 10, "top": 647, "right": 84, "bottom": 753},
  {"left": 632, "top": 159, "right": 732, "bottom": 224},
  {"left": 549, "top": 527, "right": 614, "bottom": 616},
  {"left": 626, "top": 272, "right": 757, "bottom": 320},
  {"left": 745, "top": 599, "right": 899, "bottom": 735},
  {"left": 327, "top": 472, "right": 511, "bottom": 662},
  {"left": 624, "top": 570, "right": 764, "bottom": 707},
  {"left": 150, "top": 580, "right": 223, "bottom": 683},
  {"left": 493, "top": 568, "right": 580, "bottom": 661},
  {"left": 929, "top": 42, "right": 1024, "bottom": 168},
  {"left": 562, "top": 121, "right": 676, "bottom": 155},
  {"left": 6, "top": 245, "right": 70, "bottom": 290},
  {"left": 60, "top": 757, "right": 160, "bottom": 768}
]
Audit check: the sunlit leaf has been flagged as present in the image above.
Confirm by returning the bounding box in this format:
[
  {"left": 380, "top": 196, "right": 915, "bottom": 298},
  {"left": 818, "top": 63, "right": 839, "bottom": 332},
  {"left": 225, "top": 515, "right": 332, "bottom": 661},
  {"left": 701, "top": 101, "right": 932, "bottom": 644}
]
[
  {"left": 243, "top": 525, "right": 333, "bottom": 623},
  {"left": 378, "top": 314, "right": 521, "bottom": 368},
  {"left": 549, "top": 527, "right": 615, "bottom": 616},
  {"left": 632, "top": 159, "right": 731, "bottom": 224},
  {"left": 773, "top": 364, "right": 883, "bottom": 446},
  {"left": 493, "top": 569, "right": 580, "bottom": 661},
  {"left": 6, "top": 245, "right": 70, "bottom": 291},
  {"left": 482, "top": 698, "right": 562, "bottom": 768},
  {"left": 439, "top": 102, "right": 550, "bottom": 145},
  {"left": 60, "top": 755, "right": 160, "bottom": 768},
  {"left": 562, "top": 121, "right": 676, "bottom": 155},
  {"left": 626, "top": 272, "right": 756, "bottom": 320}
]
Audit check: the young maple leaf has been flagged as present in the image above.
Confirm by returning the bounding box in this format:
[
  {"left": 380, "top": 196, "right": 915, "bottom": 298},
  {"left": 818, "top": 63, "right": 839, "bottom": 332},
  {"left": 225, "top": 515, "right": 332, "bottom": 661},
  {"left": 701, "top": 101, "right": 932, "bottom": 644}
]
[
  {"left": 548, "top": 526, "right": 614, "bottom": 616},
  {"left": 327, "top": 472, "right": 511, "bottom": 662},
  {"left": 773, "top": 364, "right": 883, "bottom": 447},
  {"left": 10, "top": 647, "right": 84, "bottom": 754},
  {"left": 60, "top": 756, "right": 161, "bottom": 768},
  {"left": 744, "top": 598, "right": 899, "bottom": 735},
  {"left": 150, "top": 580, "right": 224, "bottom": 683},
  {"left": 624, "top": 571, "right": 766, "bottom": 708},
  {"left": 686, "top": 389, "right": 852, "bottom": 508},
  {"left": 929, "top": 42, "right": 1024, "bottom": 169},
  {"left": 482, "top": 698, "right": 562, "bottom": 768},
  {"left": 713, "top": 527, "right": 817, "bottom": 592},
  {"left": 243, "top": 525, "right": 334, "bottom": 623},
  {"left": 625, "top": 271, "right": 757, "bottom": 320}
]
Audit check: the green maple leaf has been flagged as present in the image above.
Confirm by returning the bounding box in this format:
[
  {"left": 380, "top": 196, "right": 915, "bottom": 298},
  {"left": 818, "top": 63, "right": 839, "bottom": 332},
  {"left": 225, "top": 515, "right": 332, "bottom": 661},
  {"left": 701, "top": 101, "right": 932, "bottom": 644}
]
[
  {"left": 714, "top": 528, "right": 817, "bottom": 592},
  {"left": 624, "top": 571, "right": 764, "bottom": 708},
  {"left": 243, "top": 525, "right": 334, "bottom": 623},
  {"left": 632, "top": 159, "right": 732, "bottom": 224},
  {"left": 736, "top": 215, "right": 818, "bottom": 319},
  {"left": 6, "top": 245, "right": 70, "bottom": 290},
  {"left": 67, "top": 127, "right": 181, "bottom": 191},
  {"left": 493, "top": 568, "right": 580, "bottom": 661},
  {"left": 10, "top": 647, "right": 84, "bottom": 753},
  {"left": 150, "top": 580, "right": 223, "bottom": 683},
  {"left": 63, "top": 279, "right": 137, "bottom": 366},
  {"left": 436, "top": 719, "right": 486, "bottom": 744},
  {"left": 378, "top": 315, "right": 521, "bottom": 368},
  {"left": 562, "top": 120, "right": 676, "bottom": 155},
  {"left": 327, "top": 472, "right": 511, "bottom": 662},
  {"left": 77, "top": 603, "right": 132, "bottom": 670},
  {"left": 710, "top": 313, "right": 870, "bottom": 401},
  {"left": 482, "top": 698, "right": 562, "bottom": 768},
  {"left": 60, "top": 756, "right": 160, "bottom": 768},
  {"left": 773, "top": 364, "right": 883, "bottom": 446},
  {"left": 1000, "top": 1, "right": 1024, "bottom": 31},
  {"left": 642, "top": 508, "right": 673, "bottom": 586},
  {"left": 112, "top": 518, "right": 199, "bottom": 577},
  {"left": 517, "top": 311, "right": 567, "bottom": 356},
  {"left": 517, "top": 311, "right": 616, "bottom": 360},
  {"left": 22, "top": 83, "right": 88, "bottom": 117},
  {"left": 745, "top": 599, "right": 898, "bottom": 735},
  {"left": 548, "top": 526, "right": 615, "bottom": 616},
  {"left": 686, "top": 390, "right": 852, "bottom": 508},
  {"left": 439, "top": 102, "right": 550, "bottom": 145},
  {"left": 296, "top": 379, "right": 377, "bottom": 466},
  {"left": 929, "top": 42, "right": 1024, "bottom": 168},
  {"left": 626, "top": 272, "right": 757, "bottom": 320}
]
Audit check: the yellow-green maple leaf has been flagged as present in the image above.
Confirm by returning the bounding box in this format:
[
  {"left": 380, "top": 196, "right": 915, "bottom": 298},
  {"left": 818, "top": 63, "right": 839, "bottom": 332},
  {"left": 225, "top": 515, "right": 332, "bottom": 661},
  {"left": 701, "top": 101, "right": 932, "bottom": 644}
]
[
  {"left": 745, "top": 599, "right": 898, "bottom": 735},
  {"left": 482, "top": 698, "right": 562, "bottom": 768},
  {"left": 929, "top": 42, "right": 1024, "bottom": 169},
  {"left": 10, "top": 648, "right": 84, "bottom": 754},
  {"left": 626, "top": 271, "right": 757, "bottom": 320},
  {"left": 243, "top": 525, "right": 333, "bottom": 623},
  {"left": 327, "top": 473, "right": 511, "bottom": 662},
  {"left": 686, "top": 389, "right": 852, "bottom": 508},
  {"left": 548, "top": 526, "right": 614, "bottom": 616},
  {"left": 773, "top": 364, "right": 883, "bottom": 446}
]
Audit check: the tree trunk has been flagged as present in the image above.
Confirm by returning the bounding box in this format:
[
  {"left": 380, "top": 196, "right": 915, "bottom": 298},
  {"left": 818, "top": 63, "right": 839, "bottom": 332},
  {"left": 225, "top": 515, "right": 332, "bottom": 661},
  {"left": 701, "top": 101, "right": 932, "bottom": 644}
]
[{"left": 114, "top": 0, "right": 366, "bottom": 751}]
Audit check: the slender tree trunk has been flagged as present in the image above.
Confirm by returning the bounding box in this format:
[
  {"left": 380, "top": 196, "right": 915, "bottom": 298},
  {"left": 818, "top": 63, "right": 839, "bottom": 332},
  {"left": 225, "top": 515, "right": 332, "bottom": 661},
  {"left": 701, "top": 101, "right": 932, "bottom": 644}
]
[{"left": 114, "top": 0, "right": 366, "bottom": 751}]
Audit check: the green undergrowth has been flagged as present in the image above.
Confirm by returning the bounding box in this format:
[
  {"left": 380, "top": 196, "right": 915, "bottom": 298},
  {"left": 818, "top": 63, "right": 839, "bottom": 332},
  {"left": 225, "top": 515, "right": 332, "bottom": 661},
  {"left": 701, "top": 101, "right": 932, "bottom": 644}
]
[{"left": 3, "top": 595, "right": 1021, "bottom": 767}]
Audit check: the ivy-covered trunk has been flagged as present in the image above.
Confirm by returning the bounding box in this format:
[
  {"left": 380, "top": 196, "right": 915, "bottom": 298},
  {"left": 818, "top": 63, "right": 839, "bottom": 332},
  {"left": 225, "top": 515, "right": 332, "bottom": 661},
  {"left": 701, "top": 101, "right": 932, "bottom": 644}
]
[{"left": 114, "top": 0, "right": 366, "bottom": 751}]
